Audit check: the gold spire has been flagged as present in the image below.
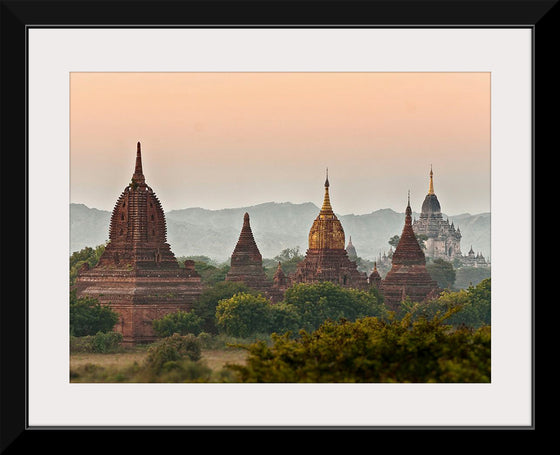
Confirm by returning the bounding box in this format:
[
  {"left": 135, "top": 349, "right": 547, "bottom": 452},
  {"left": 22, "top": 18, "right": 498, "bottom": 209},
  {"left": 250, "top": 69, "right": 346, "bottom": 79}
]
[
  {"left": 320, "top": 168, "right": 334, "bottom": 215},
  {"left": 428, "top": 165, "right": 434, "bottom": 195},
  {"left": 308, "top": 169, "right": 345, "bottom": 250}
]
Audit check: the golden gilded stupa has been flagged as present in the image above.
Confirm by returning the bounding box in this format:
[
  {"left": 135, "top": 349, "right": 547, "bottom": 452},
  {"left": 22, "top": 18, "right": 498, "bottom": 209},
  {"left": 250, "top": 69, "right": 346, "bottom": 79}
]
[
  {"left": 308, "top": 169, "right": 346, "bottom": 250},
  {"left": 291, "top": 170, "right": 368, "bottom": 289}
]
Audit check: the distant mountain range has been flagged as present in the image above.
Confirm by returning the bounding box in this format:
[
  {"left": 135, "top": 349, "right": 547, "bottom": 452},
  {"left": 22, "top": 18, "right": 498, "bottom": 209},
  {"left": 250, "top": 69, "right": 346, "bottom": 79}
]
[{"left": 70, "top": 202, "right": 491, "bottom": 263}]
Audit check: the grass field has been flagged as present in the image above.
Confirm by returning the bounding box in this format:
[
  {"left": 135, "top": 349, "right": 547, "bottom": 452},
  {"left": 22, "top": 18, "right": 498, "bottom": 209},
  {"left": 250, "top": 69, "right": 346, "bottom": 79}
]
[
  {"left": 70, "top": 346, "right": 248, "bottom": 383},
  {"left": 70, "top": 348, "right": 247, "bottom": 371}
]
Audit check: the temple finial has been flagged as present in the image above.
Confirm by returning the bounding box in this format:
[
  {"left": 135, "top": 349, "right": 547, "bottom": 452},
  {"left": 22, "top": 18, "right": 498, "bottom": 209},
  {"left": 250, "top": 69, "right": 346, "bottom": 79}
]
[
  {"left": 320, "top": 169, "right": 333, "bottom": 214},
  {"left": 428, "top": 165, "right": 434, "bottom": 195},
  {"left": 132, "top": 141, "right": 145, "bottom": 184},
  {"left": 405, "top": 190, "right": 412, "bottom": 221}
]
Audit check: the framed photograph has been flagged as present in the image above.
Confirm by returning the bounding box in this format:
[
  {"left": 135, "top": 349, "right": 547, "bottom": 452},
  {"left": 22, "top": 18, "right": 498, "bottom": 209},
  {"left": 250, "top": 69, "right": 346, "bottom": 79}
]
[{"left": 1, "top": 0, "right": 549, "bottom": 444}]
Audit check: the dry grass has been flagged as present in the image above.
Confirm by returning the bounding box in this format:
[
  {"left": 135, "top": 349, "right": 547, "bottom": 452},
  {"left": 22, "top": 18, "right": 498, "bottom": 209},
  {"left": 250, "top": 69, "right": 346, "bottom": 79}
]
[{"left": 70, "top": 347, "right": 248, "bottom": 372}]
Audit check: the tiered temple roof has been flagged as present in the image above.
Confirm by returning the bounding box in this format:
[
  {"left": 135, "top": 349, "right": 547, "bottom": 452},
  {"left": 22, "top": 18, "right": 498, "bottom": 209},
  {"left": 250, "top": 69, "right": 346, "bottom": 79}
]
[
  {"left": 74, "top": 142, "right": 202, "bottom": 344},
  {"left": 225, "top": 212, "right": 270, "bottom": 293},
  {"left": 291, "top": 171, "right": 368, "bottom": 290},
  {"left": 380, "top": 193, "right": 439, "bottom": 310}
]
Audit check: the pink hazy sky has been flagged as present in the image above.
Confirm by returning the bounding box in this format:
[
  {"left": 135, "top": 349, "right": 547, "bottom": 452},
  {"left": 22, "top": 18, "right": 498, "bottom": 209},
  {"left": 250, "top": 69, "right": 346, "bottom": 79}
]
[{"left": 70, "top": 72, "right": 490, "bottom": 215}]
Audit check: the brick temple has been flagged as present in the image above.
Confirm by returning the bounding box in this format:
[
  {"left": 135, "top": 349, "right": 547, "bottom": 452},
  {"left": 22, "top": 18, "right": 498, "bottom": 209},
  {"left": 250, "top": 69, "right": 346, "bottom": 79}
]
[
  {"left": 291, "top": 171, "right": 368, "bottom": 289},
  {"left": 379, "top": 193, "right": 440, "bottom": 311},
  {"left": 268, "top": 262, "right": 289, "bottom": 303},
  {"left": 225, "top": 212, "right": 271, "bottom": 294},
  {"left": 74, "top": 142, "right": 202, "bottom": 344}
]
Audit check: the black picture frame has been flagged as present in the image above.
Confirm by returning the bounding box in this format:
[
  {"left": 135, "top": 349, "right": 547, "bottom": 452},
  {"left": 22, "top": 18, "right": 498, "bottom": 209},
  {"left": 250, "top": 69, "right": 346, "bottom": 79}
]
[{"left": 1, "top": 0, "right": 550, "bottom": 448}]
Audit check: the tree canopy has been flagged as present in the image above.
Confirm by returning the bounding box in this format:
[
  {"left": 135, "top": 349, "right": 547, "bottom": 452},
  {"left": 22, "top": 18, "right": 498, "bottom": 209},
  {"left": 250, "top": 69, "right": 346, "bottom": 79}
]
[
  {"left": 69, "top": 289, "right": 119, "bottom": 337},
  {"left": 227, "top": 309, "right": 490, "bottom": 383}
]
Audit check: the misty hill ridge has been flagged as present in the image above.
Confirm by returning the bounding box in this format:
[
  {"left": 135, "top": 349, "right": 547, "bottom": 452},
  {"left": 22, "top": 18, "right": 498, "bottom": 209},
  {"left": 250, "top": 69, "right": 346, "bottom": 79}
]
[{"left": 70, "top": 202, "right": 490, "bottom": 263}]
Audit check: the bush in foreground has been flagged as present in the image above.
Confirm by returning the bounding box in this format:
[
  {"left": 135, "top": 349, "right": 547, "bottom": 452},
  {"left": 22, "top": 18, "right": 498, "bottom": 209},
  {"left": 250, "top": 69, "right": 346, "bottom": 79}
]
[
  {"left": 227, "top": 309, "right": 490, "bottom": 383},
  {"left": 143, "top": 333, "right": 202, "bottom": 372},
  {"left": 70, "top": 331, "right": 123, "bottom": 353}
]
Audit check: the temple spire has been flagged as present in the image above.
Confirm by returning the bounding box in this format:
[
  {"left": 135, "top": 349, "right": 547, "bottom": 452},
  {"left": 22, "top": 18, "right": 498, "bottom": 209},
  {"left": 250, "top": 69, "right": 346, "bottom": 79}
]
[
  {"left": 406, "top": 190, "right": 412, "bottom": 222},
  {"left": 320, "top": 168, "right": 333, "bottom": 214},
  {"left": 428, "top": 165, "right": 434, "bottom": 195},
  {"left": 132, "top": 141, "right": 146, "bottom": 185}
]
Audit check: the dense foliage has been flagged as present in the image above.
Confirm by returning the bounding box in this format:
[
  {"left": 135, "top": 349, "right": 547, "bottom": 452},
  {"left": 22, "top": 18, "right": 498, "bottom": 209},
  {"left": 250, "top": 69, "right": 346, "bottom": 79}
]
[
  {"left": 70, "top": 289, "right": 119, "bottom": 336},
  {"left": 214, "top": 281, "right": 386, "bottom": 338},
  {"left": 152, "top": 310, "right": 204, "bottom": 337},
  {"left": 281, "top": 281, "right": 387, "bottom": 332},
  {"left": 216, "top": 293, "right": 274, "bottom": 338},
  {"left": 192, "top": 281, "right": 258, "bottom": 333},
  {"left": 426, "top": 258, "right": 456, "bottom": 289},
  {"left": 401, "top": 278, "right": 491, "bottom": 328},
  {"left": 69, "top": 244, "right": 106, "bottom": 285},
  {"left": 144, "top": 333, "right": 202, "bottom": 370},
  {"left": 70, "top": 331, "right": 123, "bottom": 353},
  {"left": 228, "top": 309, "right": 490, "bottom": 383}
]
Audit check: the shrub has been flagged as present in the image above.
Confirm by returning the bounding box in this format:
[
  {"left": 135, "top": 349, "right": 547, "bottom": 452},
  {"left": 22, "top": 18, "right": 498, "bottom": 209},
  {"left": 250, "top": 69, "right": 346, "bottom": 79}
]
[
  {"left": 268, "top": 303, "right": 301, "bottom": 335},
  {"left": 215, "top": 293, "right": 272, "bottom": 338},
  {"left": 152, "top": 310, "right": 204, "bottom": 337},
  {"left": 70, "top": 290, "right": 119, "bottom": 337},
  {"left": 70, "top": 331, "right": 123, "bottom": 353},
  {"left": 193, "top": 281, "right": 258, "bottom": 334},
  {"left": 155, "top": 360, "right": 213, "bottom": 383},
  {"left": 401, "top": 278, "right": 491, "bottom": 329},
  {"left": 143, "top": 334, "right": 202, "bottom": 373},
  {"left": 227, "top": 309, "right": 490, "bottom": 383},
  {"left": 281, "top": 281, "right": 387, "bottom": 332}
]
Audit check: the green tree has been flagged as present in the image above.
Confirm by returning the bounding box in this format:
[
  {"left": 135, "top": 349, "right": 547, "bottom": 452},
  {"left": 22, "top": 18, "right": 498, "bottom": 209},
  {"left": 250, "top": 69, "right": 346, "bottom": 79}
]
[
  {"left": 263, "top": 247, "right": 305, "bottom": 279},
  {"left": 216, "top": 293, "right": 273, "bottom": 338},
  {"left": 69, "top": 289, "right": 119, "bottom": 337},
  {"left": 388, "top": 235, "right": 400, "bottom": 248},
  {"left": 192, "top": 281, "right": 258, "bottom": 334},
  {"left": 426, "top": 258, "right": 456, "bottom": 289},
  {"left": 415, "top": 233, "right": 428, "bottom": 250},
  {"left": 402, "top": 278, "right": 491, "bottom": 329},
  {"left": 268, "top": 303, "right": 301, "bottom": 335},
  {"left": 281, "top": 281, "right": 387, "bottom": 332},
  {"left": 228, "top": 310, "right": 490, "bottom": 383},
  {"left": 152, "top": 310, "right": 204, "bottom": 337},
  {"left": 69, "top": 244, "right": 106, "bottom": 285}
]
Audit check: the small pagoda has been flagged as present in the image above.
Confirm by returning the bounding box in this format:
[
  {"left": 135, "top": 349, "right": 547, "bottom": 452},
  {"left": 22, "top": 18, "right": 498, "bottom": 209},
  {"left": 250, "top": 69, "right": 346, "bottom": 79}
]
[
  {"left": 346, "top": 236, "right": 358, "bottom": 262},
  {"left": 225, "top": 212, "right": 270, "bottom": 294},
  {"left": 74, "top": 142, "right": 202, "bottom": 344},
  {"left": 368, "top": 262, "right": 382, "bottom": 289},
  {"left": 268, "top": 262, "right": 290, "bottom": 303},
  {"left": 380, "top": 192, "right": 440, "bottom": 311},
  {"left": 291, "top": 170, "right": 368, "bottom": 290}
]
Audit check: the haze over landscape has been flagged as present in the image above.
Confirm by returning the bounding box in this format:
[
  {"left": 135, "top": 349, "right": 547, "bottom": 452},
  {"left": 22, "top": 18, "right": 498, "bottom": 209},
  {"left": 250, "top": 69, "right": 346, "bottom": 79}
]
[{"left": 70, "top": 72, "right": 491, "bottom": 217}]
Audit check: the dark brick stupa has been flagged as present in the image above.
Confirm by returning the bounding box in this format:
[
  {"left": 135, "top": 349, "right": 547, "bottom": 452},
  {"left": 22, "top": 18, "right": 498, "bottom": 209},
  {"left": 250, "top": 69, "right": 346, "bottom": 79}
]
[
  {"left": 380, "top": 193, "right": 440, "bottom": 311},
  {"left": 225, "top": 212, "right": 270, "bottom": 294},
  {"left": 291, "top": 170, "right": 368, "bottom": 290},
  {"left": 368, "top": 262, "right": 382, "bottom": 289},
  {"left": 74, "top": 142, "right": 202, "bottom": 344},
  {"left": 268, "top": 262, "right": 290, "bottom": 303}
]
